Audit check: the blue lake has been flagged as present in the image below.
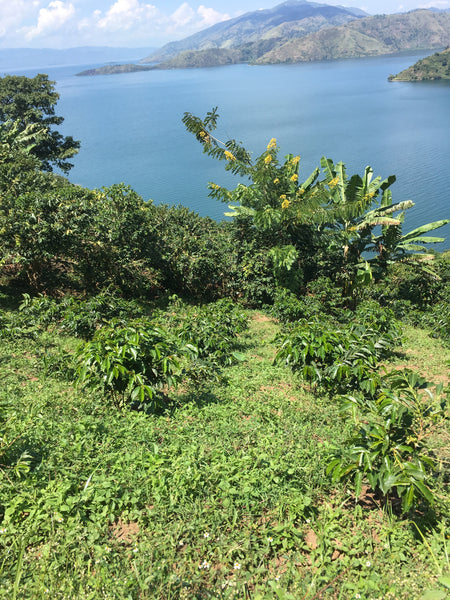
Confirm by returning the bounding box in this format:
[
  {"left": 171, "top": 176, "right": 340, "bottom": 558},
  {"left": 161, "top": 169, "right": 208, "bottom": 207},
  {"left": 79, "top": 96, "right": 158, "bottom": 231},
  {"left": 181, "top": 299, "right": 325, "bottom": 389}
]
[{"left": 4, "top": 51, "right": 450, "bottom": 248}]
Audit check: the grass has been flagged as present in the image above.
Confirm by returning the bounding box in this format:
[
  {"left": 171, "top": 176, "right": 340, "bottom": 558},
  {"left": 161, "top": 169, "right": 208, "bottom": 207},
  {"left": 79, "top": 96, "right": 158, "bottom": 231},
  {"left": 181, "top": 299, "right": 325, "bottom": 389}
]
[{"left": 0, "top": 308, "right": 449, "bottom": 599}]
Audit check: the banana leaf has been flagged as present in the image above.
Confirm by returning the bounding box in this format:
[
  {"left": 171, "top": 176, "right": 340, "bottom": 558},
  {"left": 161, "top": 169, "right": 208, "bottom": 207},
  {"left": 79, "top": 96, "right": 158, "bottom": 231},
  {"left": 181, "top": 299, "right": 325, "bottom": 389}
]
[{"left": 401, "top": 219, "right": 450, "bottom": 241}]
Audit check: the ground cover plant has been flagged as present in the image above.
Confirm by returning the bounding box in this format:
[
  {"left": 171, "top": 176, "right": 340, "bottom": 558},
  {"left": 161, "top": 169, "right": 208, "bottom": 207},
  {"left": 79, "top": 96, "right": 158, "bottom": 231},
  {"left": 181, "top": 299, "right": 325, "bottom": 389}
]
[
  {"left": 0, "top": 295, "right": 449, "bottom": 600},
  {"left": 0, "top": 76, "right": 449, "bottom": 599}
]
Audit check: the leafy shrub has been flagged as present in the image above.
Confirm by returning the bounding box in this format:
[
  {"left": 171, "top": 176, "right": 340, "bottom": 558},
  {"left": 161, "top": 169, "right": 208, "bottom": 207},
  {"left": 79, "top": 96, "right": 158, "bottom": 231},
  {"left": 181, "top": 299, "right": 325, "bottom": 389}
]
[
  {"left": 0, "top": 308, "right": 38, "bottom": 339},
  {"left": 177, "top": 298, "right": 248, "bottom": 367},
  {"left": 75, "top": 319, "right": 196, "bottom": 410},
  {"left": 18, "top": 292, "right": 68, "bottom": 327},
  {"left": 18, "top": 291, "right": 144, "bottom": 338},
  {"left": 269, "top": 277, "right": 346, "bottom": 325},
  {"left": 155, "top": 297, "right": 249, "bottom": 371},
  {"left": 59, "top": 293, "right": 144, "bottom": 338},
  {"left": 269, "top": 287, "right": 322, "bottom": 324},
  {"left": 227, "top": 245, "right": 278, "bottom": 307},
  {"left": 377, "top": 260, "right": 449, "bottom": 309},
  {"left": 354, "top": 300, "right": 402, "bottom": 337},
  {"left": 149, "top": 204, "right": 237, "bottom": 301},
  {"left": 274, "top": 306, "right": 402, "bottom": 394},
  {"left": 306, "top": 276, "right": 346, "bottom": 315},
  {"left": 327, "top": 370, "right": 446, "bottom": 513}
]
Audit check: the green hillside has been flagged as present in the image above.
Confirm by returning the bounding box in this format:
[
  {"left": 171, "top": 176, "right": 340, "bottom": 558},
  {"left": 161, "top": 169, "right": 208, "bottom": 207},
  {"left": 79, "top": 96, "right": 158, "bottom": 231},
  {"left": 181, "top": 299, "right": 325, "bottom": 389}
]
[
  {"left": 141, "top": 0, "right": 365, "bottom": 64},
  {"left": 1, "top": 73, "right": 450, "bottom": 599},
  {"left": 77, "top": 4, "right": 450, "bottom": 75},
  {"left": 389, "top": 47, "right": 450, "bottom": 80},
  {"left": 256, "top": 10, "right": 450, "bottom": 63}
]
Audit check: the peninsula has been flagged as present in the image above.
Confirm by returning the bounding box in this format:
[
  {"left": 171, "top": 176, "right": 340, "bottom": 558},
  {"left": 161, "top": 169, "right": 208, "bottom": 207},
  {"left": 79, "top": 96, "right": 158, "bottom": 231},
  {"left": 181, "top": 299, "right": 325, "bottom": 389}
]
[{"left": 388, "top": 47, "right": 450, "bottom": 81}]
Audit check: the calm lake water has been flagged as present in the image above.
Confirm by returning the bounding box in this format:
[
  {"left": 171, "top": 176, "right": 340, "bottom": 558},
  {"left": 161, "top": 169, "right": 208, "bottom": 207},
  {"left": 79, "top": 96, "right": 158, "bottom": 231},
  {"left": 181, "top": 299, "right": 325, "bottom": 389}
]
[{"left": 4, "top": 51, "right": 450, "bottom": 248}]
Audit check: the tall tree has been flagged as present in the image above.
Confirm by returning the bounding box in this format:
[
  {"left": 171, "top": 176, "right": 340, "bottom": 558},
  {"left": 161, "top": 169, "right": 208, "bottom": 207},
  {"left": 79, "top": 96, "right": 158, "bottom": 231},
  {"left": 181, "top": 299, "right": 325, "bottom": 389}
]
[{"left": 0, "top": 73, "right": 80, "bottom": 173}]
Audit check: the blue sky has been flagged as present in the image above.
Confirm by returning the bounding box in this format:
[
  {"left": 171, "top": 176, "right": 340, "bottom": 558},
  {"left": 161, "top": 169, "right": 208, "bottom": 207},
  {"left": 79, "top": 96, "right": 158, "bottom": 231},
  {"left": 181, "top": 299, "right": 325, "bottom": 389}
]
[{"left": 1, "top": 0, "right": 449, "bottom": 48}]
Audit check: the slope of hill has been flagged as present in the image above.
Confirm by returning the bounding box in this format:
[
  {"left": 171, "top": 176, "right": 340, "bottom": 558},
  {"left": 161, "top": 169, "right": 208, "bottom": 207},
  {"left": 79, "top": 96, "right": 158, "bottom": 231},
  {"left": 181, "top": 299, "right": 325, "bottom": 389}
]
[
  {"left": 255, "top": 10, "right": 450, "bottom": 63},
  {"left": 388, "top": 46, "right": 450, "bottom": 80},
  {"left": 75, "top": 4, "right": 450, "bottom": 75},
  {"left": 141, "top": 1, "right": 367, "bottom": 64}
]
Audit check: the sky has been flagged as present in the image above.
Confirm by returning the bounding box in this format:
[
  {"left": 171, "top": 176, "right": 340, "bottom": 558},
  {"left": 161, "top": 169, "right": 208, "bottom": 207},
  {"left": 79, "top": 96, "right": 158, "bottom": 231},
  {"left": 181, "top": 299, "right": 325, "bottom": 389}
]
[{"left": 1, "top": 0, "right": 449, "bottom": 49}]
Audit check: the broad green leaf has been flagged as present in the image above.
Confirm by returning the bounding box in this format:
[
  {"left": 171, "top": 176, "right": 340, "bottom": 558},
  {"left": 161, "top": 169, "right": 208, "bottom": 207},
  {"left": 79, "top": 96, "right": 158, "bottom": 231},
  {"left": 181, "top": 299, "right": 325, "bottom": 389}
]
[
  {"left": 413, "top": 480, "right": 435, "bottom": 505},
  {"left": 419, "top": 590, "right": 447, "bottom": 600},
  {"left": 402, "top": 219, "right": 450, "bottom": 241},
  {"left": 438, "top": 577, "right": 450, "bottom": 590}
]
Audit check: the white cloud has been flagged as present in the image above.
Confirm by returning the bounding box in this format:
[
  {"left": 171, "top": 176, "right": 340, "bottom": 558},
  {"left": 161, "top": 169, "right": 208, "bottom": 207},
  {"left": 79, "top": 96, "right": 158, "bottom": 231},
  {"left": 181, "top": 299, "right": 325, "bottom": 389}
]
[
  {"left": 82, "top": 2, "right": 231, "bottom": 45},
  {"left": 24, "top": 1, "right": 75, "bottom": 41},
  {"left": 97, "top": 0, "right": 159, "bottom": 32},
  {"left": 0, "top": 0, "right": 37, "bottom": 38},
  {"left": 170, "top": 3, "right": 195, "bottom": 28},
  {"left": 197, "top": 5, "right": 230, "bottom": 27},
  {"left": 0, "top": 1, "right": 233, "bottom": 48}
]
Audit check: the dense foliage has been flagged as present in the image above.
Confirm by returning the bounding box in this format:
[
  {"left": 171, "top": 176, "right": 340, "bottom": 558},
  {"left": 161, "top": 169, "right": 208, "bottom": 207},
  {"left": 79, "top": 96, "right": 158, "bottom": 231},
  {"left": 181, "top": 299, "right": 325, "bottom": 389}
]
[
  {"left": 0, "top": 77, "right": 449, "bottom": 599},
  {"left": 0, "top": 74, "right": 80, "bottom": 173}
]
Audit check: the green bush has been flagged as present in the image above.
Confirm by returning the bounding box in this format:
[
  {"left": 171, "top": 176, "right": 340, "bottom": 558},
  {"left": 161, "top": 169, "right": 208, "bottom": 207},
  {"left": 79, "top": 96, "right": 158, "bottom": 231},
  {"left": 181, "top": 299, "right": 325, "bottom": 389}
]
[
  {"left": 17, "top": 292, "right": 145, "bottom": 339},
  {"left": 274, "top": 306, "right": 402, "bottom": 395},
  {"left": 176, "top": 298, "right": 248, "bottom": 366},
  {"left": 327, "top": 370, "right": 446, "bottom": 512},
  {"left": 154, "top": 297, "right": 249, "bottom": 371},
  {"left": 149, "top": 204, "right": 237, "bottom": 301},
  {"left": 75, "top": 319, "right": 196, "bottom": 410},
  {"left": 269, "top": 288, "right": 318, "bottom": 323}
]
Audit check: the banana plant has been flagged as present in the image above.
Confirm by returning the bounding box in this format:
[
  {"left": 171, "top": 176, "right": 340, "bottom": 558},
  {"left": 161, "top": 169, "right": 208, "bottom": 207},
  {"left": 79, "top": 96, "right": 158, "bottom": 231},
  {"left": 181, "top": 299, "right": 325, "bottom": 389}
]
[{"left": 319, "top": 157, "right": 449, "bottom": 281}]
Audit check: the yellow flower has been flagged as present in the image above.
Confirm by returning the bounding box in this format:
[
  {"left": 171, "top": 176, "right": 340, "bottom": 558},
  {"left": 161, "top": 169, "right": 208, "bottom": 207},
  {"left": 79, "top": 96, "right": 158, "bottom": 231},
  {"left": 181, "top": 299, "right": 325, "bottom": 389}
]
[
  {"left": 279, "top": 194, "right": 287, "bottom": 200},
  {"left": 281, "top": 199, "right": 290, "bottom": 210},
  {"left": 290, "top": 173, "right": 298, "bottom": 182},
  {"left": 264, "top": 155, "right": 272, "bottom": 165},
  {"left": 273, "top": 178, "right": 280, "bottom": 184},
  {"left": 298, "top": 188, "right": 305, "bottom": 195},
  {"left": 291, "top": 155, "right": 300, "bottom": 165},
  {"left": 210, "top": 183, "right": 221, "bottom": 190},
  {"left": 199, "top": 131, "right": 206, "bottom": 138},
  {"left": 224, "top": 150, "right": 236, "bottom": 161},
  {"left": 328, "top": 176, "right": 340, "bottom": 187},
  {"left": 267, "top": 138, "right": 277, "bottom": 150}
]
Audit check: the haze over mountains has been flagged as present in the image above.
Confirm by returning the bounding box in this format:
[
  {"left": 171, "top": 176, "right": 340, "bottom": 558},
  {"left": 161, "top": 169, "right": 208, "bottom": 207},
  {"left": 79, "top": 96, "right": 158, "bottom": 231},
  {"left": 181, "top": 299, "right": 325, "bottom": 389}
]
[
  {"left": 142, "top": 1, "right": 368, "bottom": 64},
  {"left": 72, "top": 1, "right": 450, "bottom": 75},
  {"left": 0, "top": 47, "right": 156, "bottom": 72}
]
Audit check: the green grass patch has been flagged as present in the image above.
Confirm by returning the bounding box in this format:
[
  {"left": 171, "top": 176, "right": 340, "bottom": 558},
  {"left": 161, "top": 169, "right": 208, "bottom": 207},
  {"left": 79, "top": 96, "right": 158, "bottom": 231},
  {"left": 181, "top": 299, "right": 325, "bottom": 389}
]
[{"left": 0, "top": 309, "right": 449, "bottom": 599}]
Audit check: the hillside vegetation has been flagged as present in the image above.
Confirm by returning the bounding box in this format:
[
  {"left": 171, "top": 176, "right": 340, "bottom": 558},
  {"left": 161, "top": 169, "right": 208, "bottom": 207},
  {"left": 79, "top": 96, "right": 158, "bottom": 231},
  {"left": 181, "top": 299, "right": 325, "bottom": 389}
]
[
  {"left": 389, "top": 47, "right": 450, "bottom": 80},
  {"left": 141, "top": 1, "right": 366, "bottom": 64},
  {"left": 255, "top": 10, "right": 450, "bottom": 64},
  {"left": 79, "top": 4, "right": 450, "bottom": 75},
  {"left": 1, "top": 75, "right": 450, "bottom": 599}
]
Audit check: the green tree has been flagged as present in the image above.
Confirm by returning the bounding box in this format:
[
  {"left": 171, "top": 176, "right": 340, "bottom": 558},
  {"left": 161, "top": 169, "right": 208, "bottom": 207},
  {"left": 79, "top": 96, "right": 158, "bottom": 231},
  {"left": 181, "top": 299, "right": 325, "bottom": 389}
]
[
  {"left": 183, "top": 108, "right": 449, "bottom": 298},
  {"left": 0, "top": 74, "right": 80, "bottom": 173}
]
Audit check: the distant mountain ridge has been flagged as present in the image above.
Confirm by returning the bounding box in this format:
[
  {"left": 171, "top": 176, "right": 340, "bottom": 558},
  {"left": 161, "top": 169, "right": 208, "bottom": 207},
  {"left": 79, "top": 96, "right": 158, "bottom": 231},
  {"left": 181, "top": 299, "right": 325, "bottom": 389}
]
[
  {"left": 255, "top": 10, "right": 450, "bottom": 64},
  {"left": 141, "top": 1, "right": 367, "bottom": 64},
  {"left": 75, "top": 2, "right": 450, "bottom": 76},
  {"left": 0, "top": 47, "right": 156, "bottom": 71}
]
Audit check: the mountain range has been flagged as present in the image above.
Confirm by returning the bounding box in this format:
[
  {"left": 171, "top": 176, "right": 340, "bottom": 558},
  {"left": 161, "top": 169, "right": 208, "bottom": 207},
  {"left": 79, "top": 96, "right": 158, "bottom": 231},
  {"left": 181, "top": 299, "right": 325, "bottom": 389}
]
[
  {"left": 77, "top": 1, "right": 450, "bottom": 75},
  {"left": 142, "top": 1, "right": 367, "bottom": 64}
]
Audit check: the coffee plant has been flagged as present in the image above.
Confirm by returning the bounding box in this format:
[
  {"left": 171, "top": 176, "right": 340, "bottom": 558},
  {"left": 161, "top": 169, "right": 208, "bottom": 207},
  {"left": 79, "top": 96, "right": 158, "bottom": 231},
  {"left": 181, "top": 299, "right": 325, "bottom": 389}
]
[
  {"left": 327, "top": 370, "right": 446, "bottom": 512},
  {"left": 274, "top": 309, "right": 401, "bottom": 395},
  {"left": 75, "top": 319, "right": 197, "bottom": 410}
]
